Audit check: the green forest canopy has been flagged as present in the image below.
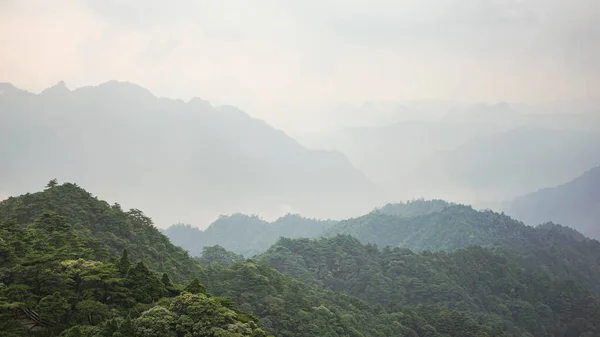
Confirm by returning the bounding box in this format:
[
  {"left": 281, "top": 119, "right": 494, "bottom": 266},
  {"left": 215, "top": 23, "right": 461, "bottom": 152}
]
[{"left": 1, "top": 183, "right": 600, "bottom": 336}]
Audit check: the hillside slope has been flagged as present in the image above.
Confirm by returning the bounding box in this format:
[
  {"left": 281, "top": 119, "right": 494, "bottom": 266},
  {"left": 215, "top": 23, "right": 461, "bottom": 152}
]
[
  {"left": 257, "top": 235, "right": 600, "bottom": 337},
  {"left": 503, "top": 166, "right": 600, "bottom": 239},
  {"left": 0, "top": 186, "right": 271, "bottom": 337},
  {"left": 323, "top": 201, "right": 600, "bottom": 295},
  {"left": 0, "top": 182, "right": 202, "bottom": 283},
  {"left": 324, "top": 204, "right": 532, "bottom": 251}
]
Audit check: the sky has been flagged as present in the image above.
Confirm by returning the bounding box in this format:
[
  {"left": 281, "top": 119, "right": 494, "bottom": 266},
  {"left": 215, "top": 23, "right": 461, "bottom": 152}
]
[{"left": 1, "top": 0, "right": 599, "bottom": 133}]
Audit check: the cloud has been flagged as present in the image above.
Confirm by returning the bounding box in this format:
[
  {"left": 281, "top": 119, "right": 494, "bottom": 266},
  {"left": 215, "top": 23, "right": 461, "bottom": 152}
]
[{"left": 1, "top": 0, "right": 598, "bottom": 133}]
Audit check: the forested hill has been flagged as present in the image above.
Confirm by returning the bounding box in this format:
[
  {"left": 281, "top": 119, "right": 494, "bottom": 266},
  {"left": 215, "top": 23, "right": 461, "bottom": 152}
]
[
  {"left": 0, "top": 182, "right": 202, "bottom": 283},
  {"left": 165, "top": 213, "right": 337, "bottom": 257},
  {"left": 323, "top": 202, "right": 600, "bottom": 295},
  {"left": 503, "top": 165, "right": 600, "bottom": 240},
  {"left": 0, "top": 183, "right": 272, "bottom": 337},
  {"left": 3, "top": 183, "right": 600, "bottom": 336},
  {"left": 164, "top": 199, "right": 598, "bottom": 263},
  {"left": 256, "top": 235, "right": 600, "bottom": 336},
  {"left": 323, "top": 203, "right": 532, "bottom": 251}
]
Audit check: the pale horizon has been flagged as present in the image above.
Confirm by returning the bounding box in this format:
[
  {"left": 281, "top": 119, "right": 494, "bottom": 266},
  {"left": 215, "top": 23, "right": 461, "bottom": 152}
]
[{"left": 2, "top": 0, "right": 599, "bottom": 133}]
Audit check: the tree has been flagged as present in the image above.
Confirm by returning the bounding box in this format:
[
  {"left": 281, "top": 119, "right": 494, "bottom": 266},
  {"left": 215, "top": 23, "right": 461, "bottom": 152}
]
[
  {"left": 125, "top": 262, "right": 166, "bottom": 303},
  {"left": 183, "top": 278, "right": 207, "bottom": 295},
  {"left": 75, "top": 300, "right": 108, "bottom": 325},
  {"left": 161, "top": 273, "right": 180, "bottom": 297},
  {"left": 38, "top": 291, "right": 70, "bottom": 324},
  {"left": 115, "top": 249, "right": 131, "bottom": 276},
  {"left": 114, "top": 316, "right": 135, "bottom": 337},
  {"left": 33, "top": 211, "right": 71, "bottom": 233},
  {"left": 132, "top": 306, "right": 177, "bottom": 337},
  {"left": 46, "top": 178, "right": 58, "bottom": 188}
]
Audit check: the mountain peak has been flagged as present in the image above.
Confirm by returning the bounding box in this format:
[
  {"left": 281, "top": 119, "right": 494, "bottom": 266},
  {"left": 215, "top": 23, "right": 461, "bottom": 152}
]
[
  {"left": 87, "top": 80, "right": 156, "bottom": 100},
  {"left": 188, "top": 96, "right": 214, "bottom": 111},
  {"left": 40, "top": 80, "right": 70, "bottom": 96}
]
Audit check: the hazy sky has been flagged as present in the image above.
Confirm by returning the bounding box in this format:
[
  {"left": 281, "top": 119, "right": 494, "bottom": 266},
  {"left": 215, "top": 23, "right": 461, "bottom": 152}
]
[{"left": 1, "top": 0, "right": 599, "bottom": 132}]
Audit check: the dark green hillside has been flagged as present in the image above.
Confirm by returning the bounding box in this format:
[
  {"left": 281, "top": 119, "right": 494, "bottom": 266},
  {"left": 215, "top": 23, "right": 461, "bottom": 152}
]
[
  {"left": 198, "top": 259, "right": 513, "bottom": 337},
  {"left": 0, "top": 182, "right": 201, "bottom": 283},
  {"left": 4, "top": 183, "right": 600, "bottom": 336},
  {"left": 324, "top": 204, "right": 530, "bottom": 251},
  {"left": 324, "top": 202, "right": 600, "bottom": 296},
  {"left": 0, "top": 184, "right": 513, "bottom": 337},
  {"left": 0, "top": 209, "right": 270, "bottom": 336},
  {"left": 197, "top": 245, "right": 245, "bottom": 268},
  {"left": 259, "top": 235, "right": 600, "bottom": 337}
]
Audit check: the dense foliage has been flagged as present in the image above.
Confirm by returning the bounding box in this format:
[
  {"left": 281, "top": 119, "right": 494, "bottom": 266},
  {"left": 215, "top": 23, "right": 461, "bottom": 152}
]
[
  {"left": 323, "top": 204, "right": 534, "bottom": 251},
  {"left": 166, "top": 214, "right": 336, "bottom": 256},
  {"left": 197, "top": 245, "right": 245, "bottom": 268},
  {"left": 0, "top": 183, "right": 201, "bottom": 283},
  {"left": 323, "top": 203, "right": 600, "bottom": 296},
  {"left": 199, "top": 258, "right": 513, "bottom": 337},
  {"left": 0, "top": 210, "right": 270, "bottom": 336},
  {"left": 3, "top": 184, "right": 600, "bottom": 337},
  {"left": 258, "top": 235, "right": 600, "bottom": 336}
]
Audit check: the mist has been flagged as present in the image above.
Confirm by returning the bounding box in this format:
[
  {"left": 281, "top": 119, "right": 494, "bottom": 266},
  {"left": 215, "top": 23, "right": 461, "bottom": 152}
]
[
  {"left": 1, "top": 0, "right": 599, "bottom": 230},
  {"left": 3, "top": 2, "right": 600, "bottom": 336}
]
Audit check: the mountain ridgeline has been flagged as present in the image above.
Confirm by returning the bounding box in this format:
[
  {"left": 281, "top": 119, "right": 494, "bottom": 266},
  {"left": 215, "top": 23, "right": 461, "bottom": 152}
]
[
  {"left": 165, "top": 214, "right": 337, "bottom": 257},
  {"left": 2, "top": 184, "right": 600, "bottom": 336},
  {"left": 0, "top": 81, "right": 378, "bottom": 227},
  {"left": 166, "top": 199, "right": 600, "bottom": 297},
  {"left": 0, "top": 182, "right": 201, "bottom": 283},
  {"left": 257, "top": 235, "right": 600, "bottom": 336},
  {"left": 0, "top": 183, "right": 270, "bottom": 337},
  {"left": 299, "top": 103, "right": 600, "bottom": 205},
  {"left": 503, "top": 165, "right": 600, "bottom": 240}
]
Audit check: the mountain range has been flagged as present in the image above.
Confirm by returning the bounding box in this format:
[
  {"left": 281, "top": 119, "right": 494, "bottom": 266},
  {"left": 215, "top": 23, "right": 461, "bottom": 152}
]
[
  {"left": 299, "top": 102, "right": 600, "bottom": 205},
  {"left": 3, "top": 183, "right": 600, "bottom": 336},
  {"left": 3, "top": 81, "right": 599, "bottom": 228},
  {"left": 503, "top": 166, "right": 600, "bottom": 240},
  {"left": 0, "top": 81, "right": 379, "bottom": 227}
]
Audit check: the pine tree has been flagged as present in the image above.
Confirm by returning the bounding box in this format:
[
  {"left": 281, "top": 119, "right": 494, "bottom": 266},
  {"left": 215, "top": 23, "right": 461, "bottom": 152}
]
[
  {"left": 115, "top": 249, "right": 131, "bottom": 276},
  {"left": 161, "top": 272, "right": 180, "bottom": 297},
  {"left": 125, "top": 262, "right": 166, "bottom": 303},
  {"left": 183, "top": 278, "right": 208, "bottom": 295},
  {"left": 46, "top": 178, "right": 58, "bottom": 188}
]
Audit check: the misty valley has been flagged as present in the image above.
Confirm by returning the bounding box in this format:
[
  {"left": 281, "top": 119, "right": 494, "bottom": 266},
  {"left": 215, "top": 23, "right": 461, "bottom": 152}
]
[{"left": 1, "top": 80, "right": 600, "bottom": 337}]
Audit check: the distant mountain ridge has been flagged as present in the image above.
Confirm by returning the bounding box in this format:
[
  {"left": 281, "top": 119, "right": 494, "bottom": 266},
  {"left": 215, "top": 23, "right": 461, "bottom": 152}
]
[
  {"left": 163, "top": 198, "right": 600, "bottom": 297},
  {"left": 0, "top": 81, "right": 380, "bottom": 226},
  {"left": 503, "top": 166, "right": 600, "bottom": 240},
  {"left": 165, "top": 213, "right": 336, "bottom": 257},
  {"left": 299, "top": 102, "right": 600, "bottom": 205}
]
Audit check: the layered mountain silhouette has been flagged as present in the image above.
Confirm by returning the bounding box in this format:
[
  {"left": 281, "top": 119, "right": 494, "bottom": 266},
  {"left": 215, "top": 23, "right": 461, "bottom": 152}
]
[
  {"left": 300, "top": 102, "right": 600, "bottom": 205},
  {"left": 503, "top": 166, "right": 600, "bottom": 239},
  {"left": 420, "top": 126, "right": 600, "bottom": 203},
  {"left": 0, "top": 81, "right": 379, "bottom": 226},
  {"left": 165, "top": 213, "right": 336, "bottom": 257}
]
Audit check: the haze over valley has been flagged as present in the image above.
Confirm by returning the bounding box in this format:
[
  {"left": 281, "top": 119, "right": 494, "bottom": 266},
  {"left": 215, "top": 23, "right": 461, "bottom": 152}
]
[
  {"left": 2, "top": 1, "right": 600, "bottom": 336},
  {"left": 2, "top": 81, "right": 599, "bottom": 229}
]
